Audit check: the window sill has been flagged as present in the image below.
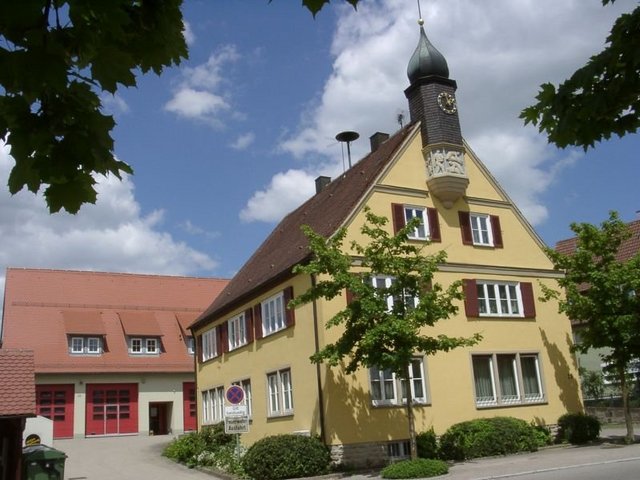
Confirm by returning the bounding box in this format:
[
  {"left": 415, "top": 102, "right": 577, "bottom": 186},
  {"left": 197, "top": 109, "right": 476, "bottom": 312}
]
[
  {"left": 371, "top": 401, "right": 430, "bottom": 408},
  {"left": 475, "top": 398, "right": 547, "bottom": 409},
  {"left": 267, "top": 411, "right": 294, "bottom": 419}
]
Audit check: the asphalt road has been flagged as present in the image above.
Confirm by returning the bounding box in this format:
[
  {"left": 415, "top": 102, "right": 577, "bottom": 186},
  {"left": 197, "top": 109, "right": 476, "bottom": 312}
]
[{"left": 52, "top": 427, "right": 640, "bottom": 480}]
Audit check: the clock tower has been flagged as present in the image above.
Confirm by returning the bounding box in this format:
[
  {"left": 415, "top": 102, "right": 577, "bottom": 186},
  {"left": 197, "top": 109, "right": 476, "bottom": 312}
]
[{"left": 404, "top": 19, "right": 468, "bottom": 208}]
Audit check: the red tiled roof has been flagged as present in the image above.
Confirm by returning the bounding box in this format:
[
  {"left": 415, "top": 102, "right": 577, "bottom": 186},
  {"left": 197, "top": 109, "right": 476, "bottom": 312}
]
[
  {"left": 0, "top": 349, "right": 36, "bottom": 417},
  {"left": 555, "top": 219, "right": 640, "bottom": 262},
  {"left": 193, "top": 124, "right": 416, "bottom": 329},
  {"left": 63, "top": 310, "right": 106, "bottom": 335},
  {"left": 119, "top": 311, "right": 163, "bottom": 336},
  {"left": 1, "top": 269, "right": 228, "bottom": 374}
]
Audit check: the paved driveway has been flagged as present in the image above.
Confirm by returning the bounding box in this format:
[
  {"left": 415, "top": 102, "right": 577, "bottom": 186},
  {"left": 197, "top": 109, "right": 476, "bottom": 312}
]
[{"left": 53, "top": 435, "right": 219, "bottom": 480}]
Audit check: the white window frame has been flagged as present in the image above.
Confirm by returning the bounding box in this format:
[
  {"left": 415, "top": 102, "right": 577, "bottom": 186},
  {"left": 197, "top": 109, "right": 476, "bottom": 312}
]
[
  {"left": 87, "top": 337, "right": 101, "bottom": 354},
  {"left": 472, "top": 353, "right": 544, "bottom": 408},
  {"left": 131, "top": 338, "right": 143, "bottom": 354},
  {"left": 476, "top": 281, "right": 523, "bottom": 317},
  {"left": 232, "top": 379, "right": 253, "bottom": 417},
  {"left": 262, "top": 292, "right": 285, "bottom": 337},
  {"left": 228, "top": 313, "right": 247, "bottom": 350},
  {"left": 201, "top": 327, "right": 217, "bottom": 361},
  {"left": 71, "top": 337, "right": 84, "bottom": 353},
  {"left": 469, "top": 213, "right": 493, "bottom": 246},
  {"left": 266, "top": 368, "right": 293, "bottom": 417},
  {"left": 202, "top": 386, "right": 225, "bottom": 425},
  {"left": 387, "top": 441, "right": 411, "bottom": 460},
  {"left": 370, "top": 358, "right": 428, "bottom": 406},
  {"left": 146, "top": 338, "right": 158, "bottom": 354},
  {"left": 403, "top": 206, "right": 429, "bottom": 240},
  {"left": 186, "top": 336, "right": 195, "bottom": 355}
]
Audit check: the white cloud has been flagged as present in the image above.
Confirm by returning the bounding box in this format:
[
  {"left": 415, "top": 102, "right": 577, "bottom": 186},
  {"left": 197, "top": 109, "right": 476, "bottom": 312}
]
[
  {"left": 100, "top": 93, "right": 129, "bottom": 114},
  {"left": 164, "top": 45, "right": 239, "bottom": 126},
  {"left": 250, "top": 0, "right": 632, "bottom": 227},
  {"left": 230, "top": 132, "right": 256, "bottom": 150},
  {"left": 0, "top": 144, "right": 218, "bottom": 300},
  {"left": 180, "top": 220, "right": 220, "bottom": 240},
  {"left": 240, "top": 170, "right": 316, "bottom": 223},
  {"left": 183, "top": 20, "right": 196, "bottom": 45}
]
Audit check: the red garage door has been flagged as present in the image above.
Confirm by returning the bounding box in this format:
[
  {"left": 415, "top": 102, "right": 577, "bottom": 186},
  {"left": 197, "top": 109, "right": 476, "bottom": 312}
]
[
  {"left": 183, "top": 382, "right": 196, "bottom": 432},
  {"left": 36, "top": 384, "right": 75, "bottom": 439},
  {"left": 86, "top": 384, "right": 138, "bottom": 436}
]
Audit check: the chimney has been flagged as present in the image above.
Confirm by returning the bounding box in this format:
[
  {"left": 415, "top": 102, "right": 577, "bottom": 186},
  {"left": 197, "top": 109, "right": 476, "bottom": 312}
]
[
  {"left": 369, "top": 132, "right": 389, "bottom": 152},
  {"left": 315, "top": 176, "right": 331, "bottom": 194}
]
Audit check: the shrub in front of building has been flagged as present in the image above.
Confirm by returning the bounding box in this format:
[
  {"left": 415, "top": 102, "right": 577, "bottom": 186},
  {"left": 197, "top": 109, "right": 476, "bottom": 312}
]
[
  {"left": 381, "top": 458, "right": 449, "bottom": 479},
  {"left": 438, "top": 417, "right": 543, "bottom": 461},
  {"left": 241, "top": 434, "right": 331, "bottom": 480},
  {"left": 163, "top": 423, "right": 234, "bottom": 468},
  {"left": 416, "top": 428, "right": 439, "bottom": 459},
  {"left": 556, "top": 413, "right": 601, "bottom": 444}
]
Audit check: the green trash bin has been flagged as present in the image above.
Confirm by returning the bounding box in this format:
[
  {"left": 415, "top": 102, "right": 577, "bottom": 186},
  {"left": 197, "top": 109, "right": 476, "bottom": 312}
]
[{"left": 22, "top": 444, "right": 67, "bottom": 480}]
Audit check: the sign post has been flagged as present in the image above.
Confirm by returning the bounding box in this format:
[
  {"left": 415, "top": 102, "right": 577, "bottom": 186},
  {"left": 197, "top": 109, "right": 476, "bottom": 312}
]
[{"left": 224, "top": 385, "right": 249, "bottom": 438}]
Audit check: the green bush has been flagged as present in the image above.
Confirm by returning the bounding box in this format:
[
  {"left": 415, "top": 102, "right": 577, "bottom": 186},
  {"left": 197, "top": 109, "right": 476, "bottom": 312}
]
[
  {"left": 531, "top": 424, "right": 553, "bottom": 447},
  {"left": 163, "top": 423, "right": 234, "bottom": 467},
  {"left": 439, "top": 417, "right": 539, "bottom": 461},
  {"left": 381, "top": 459, "right": 448, "bottom": 479},
  {"left": 241, "top": 434, "right": 331, "bottom": 480},
  {"left": 416, "top": 428, "right": 439, "bottom": 459},
  {"left": 556, "top": 413, "right": 601, "bottom": 444}
]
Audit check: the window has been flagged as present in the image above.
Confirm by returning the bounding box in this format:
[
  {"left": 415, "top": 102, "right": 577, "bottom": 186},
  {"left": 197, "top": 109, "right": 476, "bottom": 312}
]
[
  {"left": 472, "top": 353, "right": 544, "bottom": 407},
  {"left": 267, "top": 369, "right": 293, "bottom": 416},
  {"left": 459, "top": 211, "right": 503, "bottom": 248},
  {"left": 370, "top": 358, "right": 428, "bottom": 406},
  {"left": 463, "top": 279, "right": 536, "bottom": 319},
  {"left": 477, "top": 282, "right": 522, "bottom": 316},
  {"left": 228, "top": 313, "right": 247, "bottom": 350},
  {"left": 186, "top": 336, "right": 195, "bottom": 354},
  {"left": 202, "top": 386, "right": 224, "bottom": 424},
  {"left": 201, "top": 327, "right": 217, "bottom": 361},
  {"left": 128, "top": 337, "right": 160, "bottom": 355},
  {"left": 69, "top": 336, "right": 102, "bottom": 355},
  {"left": 388, "top": 441, "right": 411, "bottom": 460},
  {"left": 392, "top": 204, "right": 441, "bottom": 242},
  {"left": 371, "top": 276, "right": 419, "bottom": 312},
  {"left": 232, "top": 379, "right": 253, "bottom": 417},
  {"left": 262, "top": 293, "right": 285, "bottom": 336}
]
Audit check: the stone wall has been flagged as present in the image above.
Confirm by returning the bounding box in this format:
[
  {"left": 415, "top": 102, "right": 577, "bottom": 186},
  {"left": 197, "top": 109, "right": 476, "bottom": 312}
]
[{"left": 329, "top": 441, "right": 390, "bottom": 468}]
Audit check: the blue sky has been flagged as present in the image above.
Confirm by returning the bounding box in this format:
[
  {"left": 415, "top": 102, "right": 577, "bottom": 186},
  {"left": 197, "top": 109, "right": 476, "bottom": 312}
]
[{"left": 0, "top": 0, "right": 638, "bottom": 297}]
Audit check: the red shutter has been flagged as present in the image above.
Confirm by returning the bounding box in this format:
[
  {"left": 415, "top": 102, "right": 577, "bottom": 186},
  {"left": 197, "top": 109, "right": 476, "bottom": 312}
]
[
  {"left": 463, "top": 279, "right": 479, "bottom": 317},
  {"left": 253, "top": 304, "right": 263, "bottom": 339},
  {"left": 392, "top": 203, "right": 405, "bottom": 233},
  {"left": 427, "top": 207, "right": 441, "bottom": 242},
  {"left": 284, "top": 286, "right": 295, "bottom": 327},
  {"left": 245, "top": 308, "right": 254, "bottom": 344},
  {"left": 220, "top": 323, "right": 229, "bottom": 353},
  {"left": 521, "top": 282, "right": 536, "bottom": 318},
  {"left": 491, "top": 215, "right": 503, "bottom": 248},
  {"left": 346, "top": 288, "right": 356, "bottom": 304},
  {"left": 459, "top": 211, "right": 473, "bottom": 245},
  {"left": 197, "top": 335, "right": 203, "bottom": 362}
]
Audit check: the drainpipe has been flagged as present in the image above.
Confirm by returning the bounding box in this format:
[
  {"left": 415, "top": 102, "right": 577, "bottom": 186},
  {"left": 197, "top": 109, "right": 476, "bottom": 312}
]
[{"left": 311, "top": 274, "right": 327, "bottom": 444}]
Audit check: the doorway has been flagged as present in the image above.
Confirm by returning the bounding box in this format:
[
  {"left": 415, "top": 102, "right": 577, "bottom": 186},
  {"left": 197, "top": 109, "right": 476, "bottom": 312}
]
[{"left": 149, "top": 402, "right": 171, "bottom": 435}]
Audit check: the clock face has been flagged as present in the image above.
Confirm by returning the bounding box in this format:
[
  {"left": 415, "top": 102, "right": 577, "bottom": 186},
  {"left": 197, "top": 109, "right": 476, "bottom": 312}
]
[{"left": 437, "top": 92, "right": 457, "bottom": 114}]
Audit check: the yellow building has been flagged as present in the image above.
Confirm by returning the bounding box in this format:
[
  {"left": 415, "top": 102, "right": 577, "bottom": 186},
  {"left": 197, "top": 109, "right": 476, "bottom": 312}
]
[{"left": 191, "top": 23, "right": 582, "bottom": 466}]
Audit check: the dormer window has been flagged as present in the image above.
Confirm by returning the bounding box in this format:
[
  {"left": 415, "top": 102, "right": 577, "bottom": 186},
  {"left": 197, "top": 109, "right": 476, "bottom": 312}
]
[
  {"left": 129, "top": 337, "right": 160, "bottom": 355},
  {"left": 69, "top": 336, "right": 103, "bottom": 355}
]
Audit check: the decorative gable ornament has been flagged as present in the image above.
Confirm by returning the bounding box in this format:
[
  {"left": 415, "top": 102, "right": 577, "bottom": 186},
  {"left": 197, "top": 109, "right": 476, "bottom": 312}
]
[{"left": 424, "top": 143, "right": 469, "bottom": 208}]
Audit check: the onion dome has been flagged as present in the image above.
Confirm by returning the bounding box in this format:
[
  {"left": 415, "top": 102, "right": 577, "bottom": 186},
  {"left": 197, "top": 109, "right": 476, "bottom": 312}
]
[{"left": 407, "top": 22, "right": 449, "bottom": 83}]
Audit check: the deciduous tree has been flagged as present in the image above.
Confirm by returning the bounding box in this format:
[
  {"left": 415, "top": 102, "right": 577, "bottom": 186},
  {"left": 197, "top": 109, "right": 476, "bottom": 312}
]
[
  {"left": 521, "top": 1, "right": 640, "bottom": 150},
  {"left": 543, "top": 212, "right": 640, "bottom": 443},
  {"left": 291, "top": 208, "right": 481, "bottom": 459}
]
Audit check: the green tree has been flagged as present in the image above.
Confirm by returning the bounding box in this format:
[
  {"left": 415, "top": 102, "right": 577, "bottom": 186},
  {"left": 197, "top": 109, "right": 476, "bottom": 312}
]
[
  {"left": 578, "top": 368, "right": 605, "bottom": 402},
  {"left": 290, "top": 208, "right": 481, "bottom": 459},
  {"left": 542, "top": 212, "right": 640, "bottom": 443},
  {"left": 0, "top": 0, "right": 357, "bottom": 214},
  {"left": 521, "top": 1, "right": 640, "bottom": 150}
]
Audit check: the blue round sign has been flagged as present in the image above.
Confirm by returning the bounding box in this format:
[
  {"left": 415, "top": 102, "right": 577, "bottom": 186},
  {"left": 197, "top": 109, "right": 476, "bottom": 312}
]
[{"left": 225, "top": 385, "right": 245, "bottom": 405}]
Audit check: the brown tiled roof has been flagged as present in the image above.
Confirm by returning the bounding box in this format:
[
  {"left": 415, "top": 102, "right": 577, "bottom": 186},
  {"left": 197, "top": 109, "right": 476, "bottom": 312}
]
[
  {"left": 0, "top": 349, "right": 36, "bottom": 417},
  {"left": 555, "top": 219, "right": 640, "bottom": 262},
  {"left": 1, "top": 269, "right": 228, "bottom": 374},
  {"left": 193, "top": 123, "right": 416, "bottom": 329}
]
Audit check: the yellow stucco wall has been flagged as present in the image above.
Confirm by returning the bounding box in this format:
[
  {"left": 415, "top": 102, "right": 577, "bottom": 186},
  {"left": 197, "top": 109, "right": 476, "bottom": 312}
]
[{"left": 194, "top": 127, "right": 581, "bottom": 449}]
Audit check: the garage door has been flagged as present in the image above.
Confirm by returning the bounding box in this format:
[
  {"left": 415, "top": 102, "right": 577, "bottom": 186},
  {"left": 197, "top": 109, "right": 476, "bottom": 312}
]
[
  {"left": 36, "top": 384, "right": 75, "bottom": 439},
  {"left": 86, "top": 384, "right": 138, "bottom": 436}
]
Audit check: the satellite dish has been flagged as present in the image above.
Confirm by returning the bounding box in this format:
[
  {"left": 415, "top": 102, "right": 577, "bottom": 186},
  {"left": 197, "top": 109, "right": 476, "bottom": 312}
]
[{"left": 335, "top": 131, "right": 360, "bottom": 168}]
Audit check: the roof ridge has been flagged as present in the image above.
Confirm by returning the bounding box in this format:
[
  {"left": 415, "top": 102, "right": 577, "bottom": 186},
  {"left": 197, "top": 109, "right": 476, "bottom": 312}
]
[{"left": 6, "top": 267, "right": 229, "bottom": 282}]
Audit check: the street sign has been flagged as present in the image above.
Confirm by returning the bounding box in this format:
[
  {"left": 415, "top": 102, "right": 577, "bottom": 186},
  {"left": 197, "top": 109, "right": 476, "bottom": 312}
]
[
  {"left": 224, "top": 416, "right": 249, "bottom": 434},
  {"left": 225, "top": 405, "right": 248, "bottom": 417},
  {"left": 225, "top": 385, "right": 245, "bottom": 405}
]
